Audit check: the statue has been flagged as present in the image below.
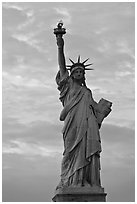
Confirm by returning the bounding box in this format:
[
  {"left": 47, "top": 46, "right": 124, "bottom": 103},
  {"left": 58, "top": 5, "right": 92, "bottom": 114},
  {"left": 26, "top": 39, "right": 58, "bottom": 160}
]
[{"left": 54, "top": 21, "right": 112, "bottom": 191}]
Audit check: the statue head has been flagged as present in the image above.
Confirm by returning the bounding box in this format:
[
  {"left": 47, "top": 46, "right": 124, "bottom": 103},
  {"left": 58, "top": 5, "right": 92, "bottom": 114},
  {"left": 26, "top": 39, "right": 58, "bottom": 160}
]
[
  {"left": 71, "top": 67, "right": 85, "bottom": 81},
  {"left": 67, "top": 56, "right": 93, "bottom": 75},
  {"left": 71, "top": 69, "right": 86, "bottom": 87}
]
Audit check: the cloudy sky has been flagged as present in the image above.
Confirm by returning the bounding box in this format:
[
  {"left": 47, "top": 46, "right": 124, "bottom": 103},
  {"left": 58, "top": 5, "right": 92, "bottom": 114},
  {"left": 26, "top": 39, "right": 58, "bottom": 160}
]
[{"left": 2, "top": 2, "right": 135, "bottom": 202}]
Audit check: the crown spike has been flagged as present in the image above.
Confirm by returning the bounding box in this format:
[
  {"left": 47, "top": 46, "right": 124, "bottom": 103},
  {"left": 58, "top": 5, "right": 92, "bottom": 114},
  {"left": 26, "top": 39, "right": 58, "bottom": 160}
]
[
  {"left": 77, "top": 55, "right": 81, "bottom": 63},
  {"left": 69, "top": 58, "right": 75, "bottom": 64},
  {"left": 85, "top": 63, "right": 93, "bottom": 67},
  {"left": 82, "top": 58, "right": 89, "bottom": 64}
]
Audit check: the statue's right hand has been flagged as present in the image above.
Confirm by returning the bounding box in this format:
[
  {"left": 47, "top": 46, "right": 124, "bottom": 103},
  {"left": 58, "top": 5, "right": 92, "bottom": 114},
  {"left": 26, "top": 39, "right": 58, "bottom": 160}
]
[{"left": 56, "top": 35, "right": 64, "bottom": 47}]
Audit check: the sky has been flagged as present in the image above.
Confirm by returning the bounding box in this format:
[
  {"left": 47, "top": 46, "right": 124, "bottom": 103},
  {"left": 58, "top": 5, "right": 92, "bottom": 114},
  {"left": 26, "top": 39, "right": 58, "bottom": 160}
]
[{"left": 2, "top": 2, "right": 135, "bottom": 202}]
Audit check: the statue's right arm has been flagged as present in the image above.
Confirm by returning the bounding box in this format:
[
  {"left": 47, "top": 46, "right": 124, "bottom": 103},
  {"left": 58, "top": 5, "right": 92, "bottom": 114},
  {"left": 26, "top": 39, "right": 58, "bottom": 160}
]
[{"left": 56, "top": 35, "right": 67, "bottom": 78}]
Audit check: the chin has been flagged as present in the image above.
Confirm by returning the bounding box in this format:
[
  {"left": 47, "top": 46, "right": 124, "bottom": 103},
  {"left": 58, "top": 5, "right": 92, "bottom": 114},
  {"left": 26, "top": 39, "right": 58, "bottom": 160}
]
[{"left": 73, "top": 78, "right": 83, "bottom": 83}]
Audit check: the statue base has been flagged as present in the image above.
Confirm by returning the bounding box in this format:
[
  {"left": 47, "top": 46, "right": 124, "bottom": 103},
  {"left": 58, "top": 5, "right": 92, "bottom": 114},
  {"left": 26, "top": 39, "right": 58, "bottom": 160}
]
[{"left": 52, "top": 185, "right": 107, "bottom": 202}]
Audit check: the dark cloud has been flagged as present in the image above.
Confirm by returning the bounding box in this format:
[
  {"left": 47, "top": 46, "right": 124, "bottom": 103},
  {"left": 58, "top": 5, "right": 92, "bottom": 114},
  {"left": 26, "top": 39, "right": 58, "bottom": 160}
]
[
  {"left": 102, "top": 166, "right": 135, "bottom": 202},
  {"left": 101, "top": 123, "right": 134, "bottom": 143},
  {"left": 3, "top": 118, "right": 63, "bottom": 149},
  {"left": 100, "top": 124, "right": 135, "bottom": 201},
  {"left": 2, "top": 123, "right": 135, "bottom": 202},
  {"left": 100, "top": 124, "right": 135, "bottom": 168},
  {"left": 2, "top": 154, "right": 61, "bottom": 202}
]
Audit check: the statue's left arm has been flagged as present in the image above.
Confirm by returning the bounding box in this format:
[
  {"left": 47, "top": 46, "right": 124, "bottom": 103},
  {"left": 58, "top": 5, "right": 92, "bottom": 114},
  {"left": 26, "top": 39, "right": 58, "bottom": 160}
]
[
  {"left": 88, "top": 89, "right": 102, "bottom": 129},
  {"left": 89, "top": 89, "right": 112, "bottom": 128}
]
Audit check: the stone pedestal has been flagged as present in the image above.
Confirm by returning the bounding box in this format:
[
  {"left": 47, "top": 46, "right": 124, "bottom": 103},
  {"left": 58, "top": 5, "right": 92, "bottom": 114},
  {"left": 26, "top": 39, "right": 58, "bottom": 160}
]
[{"left": 52, "top": 185, "right": 107, "bottom": 202}]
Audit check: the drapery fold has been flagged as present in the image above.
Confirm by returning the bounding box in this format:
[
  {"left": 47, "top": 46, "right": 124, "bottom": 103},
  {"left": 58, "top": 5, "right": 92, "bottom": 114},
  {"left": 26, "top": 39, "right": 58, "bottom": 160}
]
[{"left": 56, "top": 70, "right": 101, "bottom": 188}]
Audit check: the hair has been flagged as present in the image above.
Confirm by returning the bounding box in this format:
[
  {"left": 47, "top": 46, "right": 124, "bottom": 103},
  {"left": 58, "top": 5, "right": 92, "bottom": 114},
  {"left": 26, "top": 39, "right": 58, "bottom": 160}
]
[
  {"left": 82, "top": 77, "right": 87, "bottom": 87},
  {"left": 82, "top": 74, "right": 87, "bottom": 87}
]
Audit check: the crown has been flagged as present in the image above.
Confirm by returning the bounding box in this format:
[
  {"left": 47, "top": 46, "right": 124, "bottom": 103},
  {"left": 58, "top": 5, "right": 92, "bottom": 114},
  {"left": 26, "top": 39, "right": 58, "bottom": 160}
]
[{"left": 66, "top": 55, "right": 94, "bottom": 73}]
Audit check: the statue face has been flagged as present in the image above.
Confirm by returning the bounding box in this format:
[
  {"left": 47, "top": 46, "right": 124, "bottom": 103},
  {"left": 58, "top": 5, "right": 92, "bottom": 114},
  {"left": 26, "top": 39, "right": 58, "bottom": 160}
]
[{"left": 72, "top": 68, "right": 85, "bottom": 80}]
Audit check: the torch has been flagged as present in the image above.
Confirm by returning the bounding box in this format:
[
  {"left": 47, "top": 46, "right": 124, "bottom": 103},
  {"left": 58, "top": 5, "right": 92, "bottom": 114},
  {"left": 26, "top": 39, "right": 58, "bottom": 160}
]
[{"left": 54, "top": 20, "right": 66, "bottom": 37}]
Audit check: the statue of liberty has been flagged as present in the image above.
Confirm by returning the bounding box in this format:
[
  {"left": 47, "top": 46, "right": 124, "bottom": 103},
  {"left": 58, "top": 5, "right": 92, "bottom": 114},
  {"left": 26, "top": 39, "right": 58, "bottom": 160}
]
[{"left": 54, "top": 21, "right": 112, "bottom": 191}]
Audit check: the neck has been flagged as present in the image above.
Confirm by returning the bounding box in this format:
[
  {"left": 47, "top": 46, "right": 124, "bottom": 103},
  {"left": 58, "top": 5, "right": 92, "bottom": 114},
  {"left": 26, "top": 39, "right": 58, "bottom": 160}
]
[{"left": 73, "top": 78, "right": 83, "bottom": 87}]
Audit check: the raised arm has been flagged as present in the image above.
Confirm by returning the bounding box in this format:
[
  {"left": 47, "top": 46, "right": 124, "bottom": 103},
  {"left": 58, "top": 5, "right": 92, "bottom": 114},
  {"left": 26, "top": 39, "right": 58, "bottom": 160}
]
[
  {"left": 56, "top": 35, "right": 67, "bottom": 77},
  {"left": 54, "top": 21, "right": 67, "bottom": 77}
]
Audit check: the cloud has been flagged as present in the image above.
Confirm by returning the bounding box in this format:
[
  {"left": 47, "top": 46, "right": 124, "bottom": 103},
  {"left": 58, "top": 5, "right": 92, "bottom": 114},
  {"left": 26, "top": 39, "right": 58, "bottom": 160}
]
[
  {"left": 54, "top": 7, "right": 71, "bottom": 25},
  {"left": 115, "top": 70, "right": 132, "bottom": 77},
  {"left": 100, "top": 125, "right": 135, "bottom": 202},
  {"left": 101, "top": 124, "right": 134, "bottom": 162},
  {"left": 94, "top": 27, "right": 109, "bottom": 35},
  {"left": 116, "top": 40, "right": 135, "bottom": 59},
  {"left": 3, "top": 35, "right": 48, "bottom": 68},
  {"left": 17, "top": 16, "right": 35, "bottom": 30},
  {"left": 2, "top": 4, "right": 27, "bottom": 29},
  {"left": 3, "top": 71, "right": 48, "bottom": 88},
  {"left": 97, "top": 39, "right": 112, "bottom": 53},
  {"left": 2, "top": 123, "right": 134, "bottom": 202},
  {"left": 3, "top": 3, "right": 48, "bottom": 56},
  {"left": 3, "top": 3, "right": 24, "bottom": 11},
  {"left": 3, "top": 2, "right": 35, "bottom": 29},
  {"left": 3, "top": 140, "right": 62, "bottom": 158},
  {"left": 12, "top": 33, "right": 46, "bottom": 53},
  {"left": 2, "top": 153, "right": 61, "bottom": 202},
  {"left": 3, "top": 71, "right": 60, "bottom": 125},
  {"left": 2, "top": 119, "right": 63, "bottom": 158}
]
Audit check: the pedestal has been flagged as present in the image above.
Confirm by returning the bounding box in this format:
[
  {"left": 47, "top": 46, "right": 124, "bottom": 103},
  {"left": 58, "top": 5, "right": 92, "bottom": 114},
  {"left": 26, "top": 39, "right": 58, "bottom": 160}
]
[{"left": 52, "top": 185, "right": 107, "bottom": 202}]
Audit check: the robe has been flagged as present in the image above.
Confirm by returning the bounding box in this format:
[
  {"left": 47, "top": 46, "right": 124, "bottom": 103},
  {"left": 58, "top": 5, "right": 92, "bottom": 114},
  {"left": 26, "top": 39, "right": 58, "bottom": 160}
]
[{"left": 56, "top": 70, "right": 102, "bottom": 188}]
